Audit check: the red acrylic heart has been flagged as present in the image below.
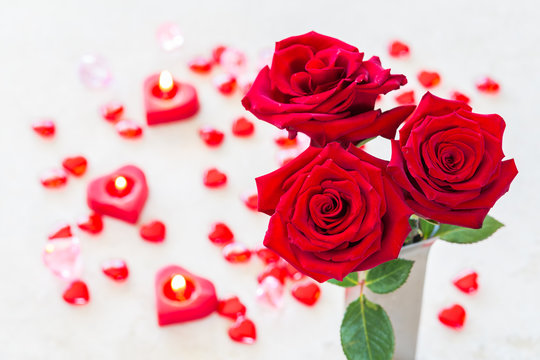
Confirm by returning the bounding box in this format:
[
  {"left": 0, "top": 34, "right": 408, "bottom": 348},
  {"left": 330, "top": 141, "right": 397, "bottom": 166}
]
[
  {"left": 32, "top": 119, "right": 55, "bottom": 137},
  {"left": 232, "top": 116, "right": 254, "bottom": 137},
  {"left": 100, "top": 101, "right": 124, "bottom": 122},
  {"left": 62, "top": 280, "right": 90, "bottom": 305},
  {"left": 223, "top": 243, "right": 252, "bottom": 263},
  {"left": 77, "top": 213, "right": 104, "bottom": 234},
  {"left": 102, "top": 259, "right": 129, "bottom": 281},
  {"left": 48, "top": 224, "right": 72, "bottom": 240},
  {"left": 203, "top": 168, "right": 227, "bottom": 188},
  {"left": 115, "top": 120, "right": 143, "bottom": 138},
  {"left": 40, "top": 169, "right": 68, "bottom": 188},
  {"left": 140, "top": 220, "right": 166, "bottom": 242},
  {"left": 199, "top": 126, "right": 224, "bottom": 147},
  {"left": 217, "top": 296, "right": 246, "bottom": 320},
  {"left": 208, "top": 222, "right": 234, "bottom": 246},
  {"left": 258, "top": 263, "right": 287, "bottom": 284},
  {"left": 87, "top": 165, "right": 148, "bottom": 224},
  {"left": 255, "top": 247, "right": 280, "bottom": 264},
  {"left": 291, "top": 282, "right": 321, "bottom": 306},
  {"left": 62, "top": 156, "right": 88, "bottom": 176},
  {"left": 417, "top": 70, "right": 441, "bottom": 88},
  {"left": 438, "top": 304, "right": 466, "bottom": 329},
  {"left": 228, "top": 317, "right": 257, "bottom": 344},
  {"left": 453, "top": 270, "right": 478, "bottom": 294}
]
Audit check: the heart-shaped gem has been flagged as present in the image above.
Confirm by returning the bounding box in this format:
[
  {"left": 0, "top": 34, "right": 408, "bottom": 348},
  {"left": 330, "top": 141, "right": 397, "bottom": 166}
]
[
  {"left": 241, "top": 192, "right": 258, "bottom": 210},
  {"left": 102, "top": 259, "right": 129, "bottom": 281},
  {"left": 155, "top": 265, "right": 218, "bottom": 326},
  {"left": 453, "top": 270, "right": 478, "bottom": 294},
  {"left": 100, "top": 101, "right": 124, "bottom": 122},
  {"left": 87, "top": 165, "right": 148, "bottom": 224},
  {"left": 203, "top": 168, "right": 227, "bottom": 188},
  {"left": 255, "top": 247, "right": 280, "bottom": 264},
  {"left": 223, "top": 243, "right": 251, "bottom": 263},
  {"left": 63, "top": 280, "right": 90, "bottom": 305},
  {"left": 199, "top": 126, "right": 224, "bottom": 147},
  {"left": 62, "top": 156, "right": 88, "bottom": 176},
  {"left": 115, "top": 120, "right": 143, "bottom": 138},
  {"left": 232, "top": 116, "right": 254, "bottom": 137},
  {"left": 40, "top": 168, "right": 68, "bottom": 188},
  {"left": 144, "top": 73, "right": 199, "bottom": 126},
  {"left": 417, "top": 70, "right": 441, "bottom": 88},
  {"left": 214, "top": 74, "right": 236, "bottom": 95},
  {"left": 256, "top": 276, "right": 284, "bottom": 308},
  {"left": 140, "top": 220, "right": 166, "bottom": 242},
  {"left": 208, "top": 222, "right": 234, "bottom": 246},
  {"left": 476, "top": 77, "right": 500, "bottom": 93},
  {"left": 43, "top": 237, "right": 81, "bottom": 279},
  {"left": 217, "top": 296, "right": 246, "bottom": 320},
  {"left": 48, "top": 223, "right": 72, "bottom": 240},
  {"left": 438, "top": 304, "right": 466, "bottom": 329},
  {"left": 395, "top": 90, "right": 415, "bottom": 105},
  {"left": 188, "top": 57, "right": 213, "bottom": 73},
  {"left": 257, "top": 263, "right": 287, "bottom": 284},
  {"left": 228, "top": 317, "right": 257, "bottom": 344},
  {"left": 388, "top": 40, "right": 410, "bottom": 58},
  {"left": 291, "top": 282, "right": 321, "bottom": 306},
  {"left": 77, "top": 213, "right": 104, "bottom": 234},
  {"left": 32, "top": 118, "right": 55, "bottom": 137}
]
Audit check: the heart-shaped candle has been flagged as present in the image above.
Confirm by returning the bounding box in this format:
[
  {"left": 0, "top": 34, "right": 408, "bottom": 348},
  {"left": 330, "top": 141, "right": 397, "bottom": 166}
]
[
  {"left": 87, "top": 165, "right": 148, "bottom": 224},
  {"left": 144, "top": 71, "right": 199, "bottom": 126},
  {"left": 155, "top": 265, "right": 218, "bottom": 326}
]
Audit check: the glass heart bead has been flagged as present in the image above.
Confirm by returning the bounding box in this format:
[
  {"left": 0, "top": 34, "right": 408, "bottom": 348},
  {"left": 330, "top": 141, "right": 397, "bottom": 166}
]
[
  {"left": 139, "top": 220, "right": 166, "bottom": 243},
  {"left": 78, "top": 54, "right": 112, "bottom": 89},
  {"left": 217, "top": 296, "right": 247, "bottom": 320},
  {"left": 102, "top": 259, "right": 129, "bottom": 281},
  {"left": 417, "top": 70, "right": 441, "bottom": 88},
  {"left": 40, "top": 169, "right": 68, "bottom": 188},
  {"left": 199, "top": 126, "right": 224, "bottom": 147},
  {"left": 280, "top": 260, "right": 304, "bottom": 281},
  {"left": 62, "top": 280, "right": 90, "bottom": 305},
  {"left": 438, "top": 304, "right": 466, "bottom": 330},
  {"left": 388, "top": 40, "right": 410, "bottom": 58},
  {"left": 450, "top": 91, "right": 470, "bottom": 104},
  {"left": 255, "top": 247, "right": 280, "bottom": 264},
  {"left": 241, "top": 192, "right": 258, "bottom": 211},
  {"left": 203, "top": 168, "right": 227, "bottom": 188},
  {"left": 453, "top": 270, "right": 478, "bottom": 294},
  {"left": 32, "top": 119, "right": 55, "bottom": 137},
  {"left": 116, "top": 120, "right": 143, "bottom": 138},
  {"left": 232, "top": 117, "right": 254, "bottom": 137},
  {"left": 476, "top": 77, "right": 500, "bottom": 93},
  {"left": 274, "top": 131, "right": 297, "bottom": 148},
  {"left": 291, "top": 282, "right": 321, "bottom": 306},
  {"left": 43, "top": 237, "right": 81, "bottom": 279},
  {"left": 228, "top": 317, "right": 257, "bottom": 344},
  {"left": 214, "top": 74, "right": 236, "bottom": 95},
  {"left": 395, "top": 90, "right": 415, "bottom": 105},
  {"left": 256, "top": 276, "right": 284, "bottom": 308},
  {"left": 77, "top": 213, "right": 103, "bottom": 234},
  {"left": 220, "top": 48, "right": 246, "bottom": 76},
  {"left": 208, "top": 222, "right": 234, "bottom": 246},
  {"left": 100, "top": 101, "right": 124, "bottom": 122},
  {"left": 212, "top": 45, "right": 227, "bottom": 64},
  {"left": 257, "top": 263, "right": 287, "bottom": 284},
  {"left": 223, "top": 243, "right": 251, "bottom": 263},
  {"left": 48, "top": 224, "right": 72, "bottom": 240},
  {"left": 156, "top": 23, "right": 184, "bottom": 52},
  {"left": 188, "top": 57, "right": 213, "bottom": 73},
  {"left": 62, "top": 156, "right": 88, "bottom": 176}
]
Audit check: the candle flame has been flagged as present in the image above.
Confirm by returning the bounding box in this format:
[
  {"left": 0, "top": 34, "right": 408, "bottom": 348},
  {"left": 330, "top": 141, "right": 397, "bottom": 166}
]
[
  {"left": 45, "top": 244, "right": 55, "bottom": 253},
  {"left": 159, "top": 71, "right": 174, "bottom": 92},
  {"left": 114, "top": 176, "right": 128, "bottom": 191},
  {"left": 171, "top": 274, "right": 187, "bottom": 291}
]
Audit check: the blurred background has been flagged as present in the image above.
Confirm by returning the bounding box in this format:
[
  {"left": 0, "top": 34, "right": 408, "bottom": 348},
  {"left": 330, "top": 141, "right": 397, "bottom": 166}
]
[{"left": 0, "top": 0, "right": 539, "bottom": 359}]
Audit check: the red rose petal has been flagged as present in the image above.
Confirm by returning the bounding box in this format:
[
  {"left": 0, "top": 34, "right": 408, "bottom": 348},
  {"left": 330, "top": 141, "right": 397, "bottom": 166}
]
[
  {"left": 395, "top": 90, "right": 415, "bottom": 105},
  {"left": 232, "top": 116, "right": 254, "bottom": 137},
  {"left": 450, "top": 91, "right": 471, "bottom": 104},
  {"left": 255, "top": 247, "right": 280, "bottom": 264},
  {"left": 62, "top": 156, "right": 88, "bottom": 176},
  {"left": 199, "top": 126, "right": 224, "bottom": 147},
  {"left": 223, "top": 243, "right": 251, "bottom": 263},
  {"left": 62, "top": 280, "right": 90, "bottom": 305},
  {"left": 48, "top": 224, "right": 72, "bottom": 240},
  {"left": 208, "top": 222, "right": 234, "bottom": 246},
  {"left": 189, "top": 57, "right": 213, "bottom": 73},
  {"left": 140, "top": 220, "right": 166, "bottom": 243},
  {"left": 453, "top": 270, "right": 478, "bottom": 294},
  {"left": 40, "top": 169, "right": 68, "bottom": 188},
  {"left": 214, "top": 74, "right": 236, "bottom": 95},
  {"left": 388, "top": 40, "right": 410, "bottom": 58},
  {"left": 228, "top": 317, "right": 256, "bottom": 344},
  {"left": 203, "top": 168, "right": 227, "bottom": 188},
  {"left": 115, "top": 120, "right": 143, "bottom": 138},
  {"left": 100, "top": 101, "right": 124, "bottom": 122},
  {"left": 217, "top": 296, "right": 247, "bottom": 320},
  {"left": 291, "top": 282, "right": 321, "bottom": 306},
  {"left": 102, "top": 259, "right": 129, "bottom": 281},
  {"left": 418, "top": 70, "right": 441, "bottom": 88},
  {"left": 32, "top": 119, "right": 55, "bottom": 137},
  {"left": 212, "top": 45, "right": 227, "bottom": 64},
  {"left": 257, "top": 263, "right": 287, "bottom": 284},
  {"left": 241, "top": 192, "right": 258, "bottom": 210},
  {"left": 438, "top": 304, "right": 466, "bottom": 329},
  {"left": 77, "top": 213, "right": 104, "bottom": 234},
  {"left": 476, "top": 77, "right": 500, "bottom": 94}
]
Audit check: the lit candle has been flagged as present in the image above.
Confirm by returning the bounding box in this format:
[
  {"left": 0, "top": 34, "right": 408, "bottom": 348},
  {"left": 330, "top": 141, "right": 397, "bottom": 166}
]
[
  {"left": 105, "top": 175, "right": 133, "bottom": 197},
  {"left": 155, "top": 265, "right": 218, "bottom": 326},
  {"left": 143, "top": 71, "right": 199, "bottom": 126}
]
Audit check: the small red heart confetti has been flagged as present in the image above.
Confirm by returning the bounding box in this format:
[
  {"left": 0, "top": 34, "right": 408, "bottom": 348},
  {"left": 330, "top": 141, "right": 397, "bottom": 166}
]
[
  {"left": 388, "top": 40, "right": 410, "bottom": 58},
  {"left": 232, "top": 116, "right": 254, "bottom": 137},
  {"left": 255, "top": 247, "right": 280, "bottom": 264},
  {"left": 212, "top": 45, "right": 227, "bottom": 64},
  {"left": 476, "top": 77, "right": 500, "bottom": 94},
  {"left": 62, "top": 280, "right": 90, "bottom": 305},
  {"left": 450, "top": 91, "right": 471, "bottom": 104},
  {"left": 453, "top": 270, "right": 478, "bottom": 294},
  {"left": 241, "top": 192, "right": 258, "bottom": 210},
  {"left": 32, "top": 118, "right": 55, "bottom": 137},
  {"left": 208, "top": 222, "right": 234, "bottom": 246},
  {"left": 199, "top": 126, "right": 224, "bottom": 147},
  {"left": 228, "top": 317, "right": 257, "bottom": 344},
  {"left": 102, "top": 259, "right": 129, "bottom": 281},
  {"left": 274, "top": 133, "right": 297, "bottom": 148},
  {"left": 77, "top": 213, "right": 103, "bottom": 234},
  {"left": 417, "top": 70, "right": 441, "bottom": 88},
  {"left": 291, "top": 282, "right": 321, "bottom": 306},
  {"left": 40, "top": 169, "right": 68, "bottom": 188},
  {"left": 116, "top": 120, "right": 143, "bottom": 138},
  {"left": 203, "top": 168, "right": 227, "bottom": 188},
  {"left": 438, "top": 304, "right": 466, "bottom": 330},
  {"left": 395, "top": 90, "right": 415, "bottom": 105},
  {"left": 257, "top": 263, "right": 288, "bottom": 284},
  {"left": 214, "top": 74, "right": 236, "bottom": 95},
  {"left": 188, "top": 57, "right": 213, "bottom": 73},
  {"left": 217, "top": 296, "right": 247, "bottom": 320},
  {"left": 140, "top": 220, "right": 166, "bottom": 243},
  {"left": 48, "top": 224, "right": 72, "bottom": 240},
  {"left": 62, "top": 156, "right": 88, "bottom": 176},
  {"left": 100, "top": 101, "right": 124, "bottom": 122},
  {"left": 223, "top": 243, "right": 252, "bottom": 263}
]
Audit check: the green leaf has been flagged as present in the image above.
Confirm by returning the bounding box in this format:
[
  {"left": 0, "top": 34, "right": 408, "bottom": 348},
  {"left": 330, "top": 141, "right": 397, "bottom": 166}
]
[
  {"left": 328, "top": 272, "right": 359, "bottom": 287},
  {"left": 419, "top": 218, "right": 437, "bottom": 239},
  {"left": 365, "top": 259, "right": 414, "bottom": 294},
  {"left": 341, "top": 295, "right": 394, "bottom": 360},
  {"left": 436, "top": 215, "right": 504, "bottom": 244},
  {"left": 357, "top": 137, "right": 376, "bottom": 147}
]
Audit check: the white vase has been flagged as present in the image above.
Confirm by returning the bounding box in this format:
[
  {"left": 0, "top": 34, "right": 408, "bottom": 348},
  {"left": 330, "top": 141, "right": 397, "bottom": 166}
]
[{"left": 344, "top": 239, "right": 435, "bottom": 360}]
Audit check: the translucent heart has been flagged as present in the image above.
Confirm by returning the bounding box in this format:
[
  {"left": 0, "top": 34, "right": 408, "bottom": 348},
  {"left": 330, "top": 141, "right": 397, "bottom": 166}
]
[
  {"left": 78, "top": 54, "right": 112, "bottom": 89},
  {"left": 156, "top": 23, "right": 184, "bottom": 52},
  {"left": 256, "top": 276, "right": 284, "bottom": 308},
  {"left": 43, "top": 237, "right": 82, "bottom": 279}
]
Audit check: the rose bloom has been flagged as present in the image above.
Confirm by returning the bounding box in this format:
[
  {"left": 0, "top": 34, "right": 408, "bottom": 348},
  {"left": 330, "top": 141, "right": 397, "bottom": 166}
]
[
  {"left": 256, "top": 143, "right": 412, "bottom": 282},
  {"left": 388, "top": 92, "right": 518, "bottom": 228},
  {"left": 242, "top": 31, "right": 414, "bottom": 146}
]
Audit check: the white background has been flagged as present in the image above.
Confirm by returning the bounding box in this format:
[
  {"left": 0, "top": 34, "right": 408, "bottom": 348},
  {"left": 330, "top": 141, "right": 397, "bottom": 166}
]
[{"left": 0, "top": 0, "right": 539, "bottom": 359}]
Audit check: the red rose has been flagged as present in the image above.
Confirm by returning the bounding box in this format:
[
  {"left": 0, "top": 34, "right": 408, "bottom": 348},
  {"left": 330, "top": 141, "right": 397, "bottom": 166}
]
[
  {"left": 242, "top": 31, "right": 415, "bottom": 146},
  {"left": 256, "top": 143, "right": 412, "bottom": 282},
  {"left": 388, "top": 92, "right": 518, "bottom": 228}
]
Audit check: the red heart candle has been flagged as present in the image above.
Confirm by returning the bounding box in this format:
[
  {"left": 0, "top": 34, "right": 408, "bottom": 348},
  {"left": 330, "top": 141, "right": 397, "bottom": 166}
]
[
  {"left": 87, "top": 165, "right": 148, "bottom": 224},
  {"left": 155, "top": 265, "right": 218, "bottom": 326},
  {"left": 143, "top": 71, "right": 199, "bottom": 126}
]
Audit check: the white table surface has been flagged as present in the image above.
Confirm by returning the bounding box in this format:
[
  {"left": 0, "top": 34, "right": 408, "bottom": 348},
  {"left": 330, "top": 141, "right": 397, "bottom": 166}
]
[{"left": 1, "top": 0, "right": 539, "bottom": 359}]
